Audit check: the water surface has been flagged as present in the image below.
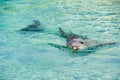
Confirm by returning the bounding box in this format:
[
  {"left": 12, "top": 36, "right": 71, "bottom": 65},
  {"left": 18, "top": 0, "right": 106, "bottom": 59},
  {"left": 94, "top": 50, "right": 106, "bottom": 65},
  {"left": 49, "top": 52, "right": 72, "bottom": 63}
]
[{"left": 0, "top": 0, "right": 120, "bottom": 80}]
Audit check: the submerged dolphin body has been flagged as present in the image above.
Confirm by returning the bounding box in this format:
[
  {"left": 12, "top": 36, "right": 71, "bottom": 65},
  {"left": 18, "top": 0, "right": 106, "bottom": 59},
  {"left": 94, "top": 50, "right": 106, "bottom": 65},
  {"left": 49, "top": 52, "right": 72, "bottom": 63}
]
[
  {"left": 20, "top": 20, "right": 42, "bottom": 31},
  {"left": 49, "top": 27, "right": 117, "bottom": 55},
  {"left": 49, "top": 42, "right": 116, "bottom": 56}
]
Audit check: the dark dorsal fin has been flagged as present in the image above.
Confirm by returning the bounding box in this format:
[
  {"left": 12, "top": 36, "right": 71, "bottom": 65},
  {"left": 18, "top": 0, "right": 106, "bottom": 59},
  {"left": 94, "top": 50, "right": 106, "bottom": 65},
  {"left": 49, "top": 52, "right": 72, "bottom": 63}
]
[
  {"left": 33, "top": 20, "right": 41, "bottom": 27},
  {"left": 20, "top": 20, "right": 41, "bottom": 31},
  {"left": 28, "top": 20, "right": 41, "bottom": 28},
  {"left": 59, "top": 27, "right": 68, "bottom": 38},
  {"left": 59, "top": 27, "right": 87, "bottom": 42}
]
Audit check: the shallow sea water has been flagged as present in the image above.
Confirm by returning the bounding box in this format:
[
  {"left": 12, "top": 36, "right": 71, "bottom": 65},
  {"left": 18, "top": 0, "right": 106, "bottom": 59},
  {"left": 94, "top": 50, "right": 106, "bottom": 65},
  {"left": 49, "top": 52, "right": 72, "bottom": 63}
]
[{"left": 0, "top": 0, "right": 120, "bottom": 80}]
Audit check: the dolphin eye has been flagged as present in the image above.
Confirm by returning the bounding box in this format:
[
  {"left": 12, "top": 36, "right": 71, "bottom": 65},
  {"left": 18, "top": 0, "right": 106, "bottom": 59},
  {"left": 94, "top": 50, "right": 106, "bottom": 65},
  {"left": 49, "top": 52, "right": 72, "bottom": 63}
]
[{"left": 79, "top": 41, "right": 84, "bottom": 44}]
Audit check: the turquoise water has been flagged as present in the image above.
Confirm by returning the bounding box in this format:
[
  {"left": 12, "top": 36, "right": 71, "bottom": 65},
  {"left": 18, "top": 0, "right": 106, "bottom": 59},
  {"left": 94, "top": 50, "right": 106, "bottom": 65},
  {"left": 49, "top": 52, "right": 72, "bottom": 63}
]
[{"left": 0, "top": 0, "right": 120, "bottom": 80}]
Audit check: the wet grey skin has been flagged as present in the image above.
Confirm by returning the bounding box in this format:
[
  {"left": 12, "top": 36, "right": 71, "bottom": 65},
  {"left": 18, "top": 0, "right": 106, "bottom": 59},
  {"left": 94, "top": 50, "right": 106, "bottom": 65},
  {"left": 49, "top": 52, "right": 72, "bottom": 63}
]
[
  {"left": 59, "top": 27, "right": 117, "bottom": 51},
  {"left": 59, "top": 27, "right": 93, "bottom": 50},
  {"left": 20, "top": 20, "right": 41, "bottom": 31}
]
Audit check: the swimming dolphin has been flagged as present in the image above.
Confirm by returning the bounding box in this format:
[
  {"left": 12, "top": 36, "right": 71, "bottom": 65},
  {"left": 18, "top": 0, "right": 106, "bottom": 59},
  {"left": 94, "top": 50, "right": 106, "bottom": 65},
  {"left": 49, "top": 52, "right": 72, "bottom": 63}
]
[
  {"left": 20, "top": 20, "right": 41, "bottom": 31},
  {"left": 59, "top": 27, "right": 94, "bottom": 50},
  {"left": 59, "top": 27, "right": 117, "bottom": 51}
]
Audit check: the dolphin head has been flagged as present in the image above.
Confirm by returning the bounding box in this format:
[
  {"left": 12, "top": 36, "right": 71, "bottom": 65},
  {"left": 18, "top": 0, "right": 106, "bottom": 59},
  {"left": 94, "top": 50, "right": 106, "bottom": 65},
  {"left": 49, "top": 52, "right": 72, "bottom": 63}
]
[{"left": 67, "top": 38, "right": 86, "bottom": 50}]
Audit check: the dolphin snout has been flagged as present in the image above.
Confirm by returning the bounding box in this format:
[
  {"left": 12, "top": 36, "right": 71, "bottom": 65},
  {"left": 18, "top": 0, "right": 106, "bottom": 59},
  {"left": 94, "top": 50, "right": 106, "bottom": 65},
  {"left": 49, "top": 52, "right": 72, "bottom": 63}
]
[
  {"left": 67, "top": 41, "right": 80, "bottom": 50},
  {"left": 72, "top": 46, "right": 79, "bottom": 50}
]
